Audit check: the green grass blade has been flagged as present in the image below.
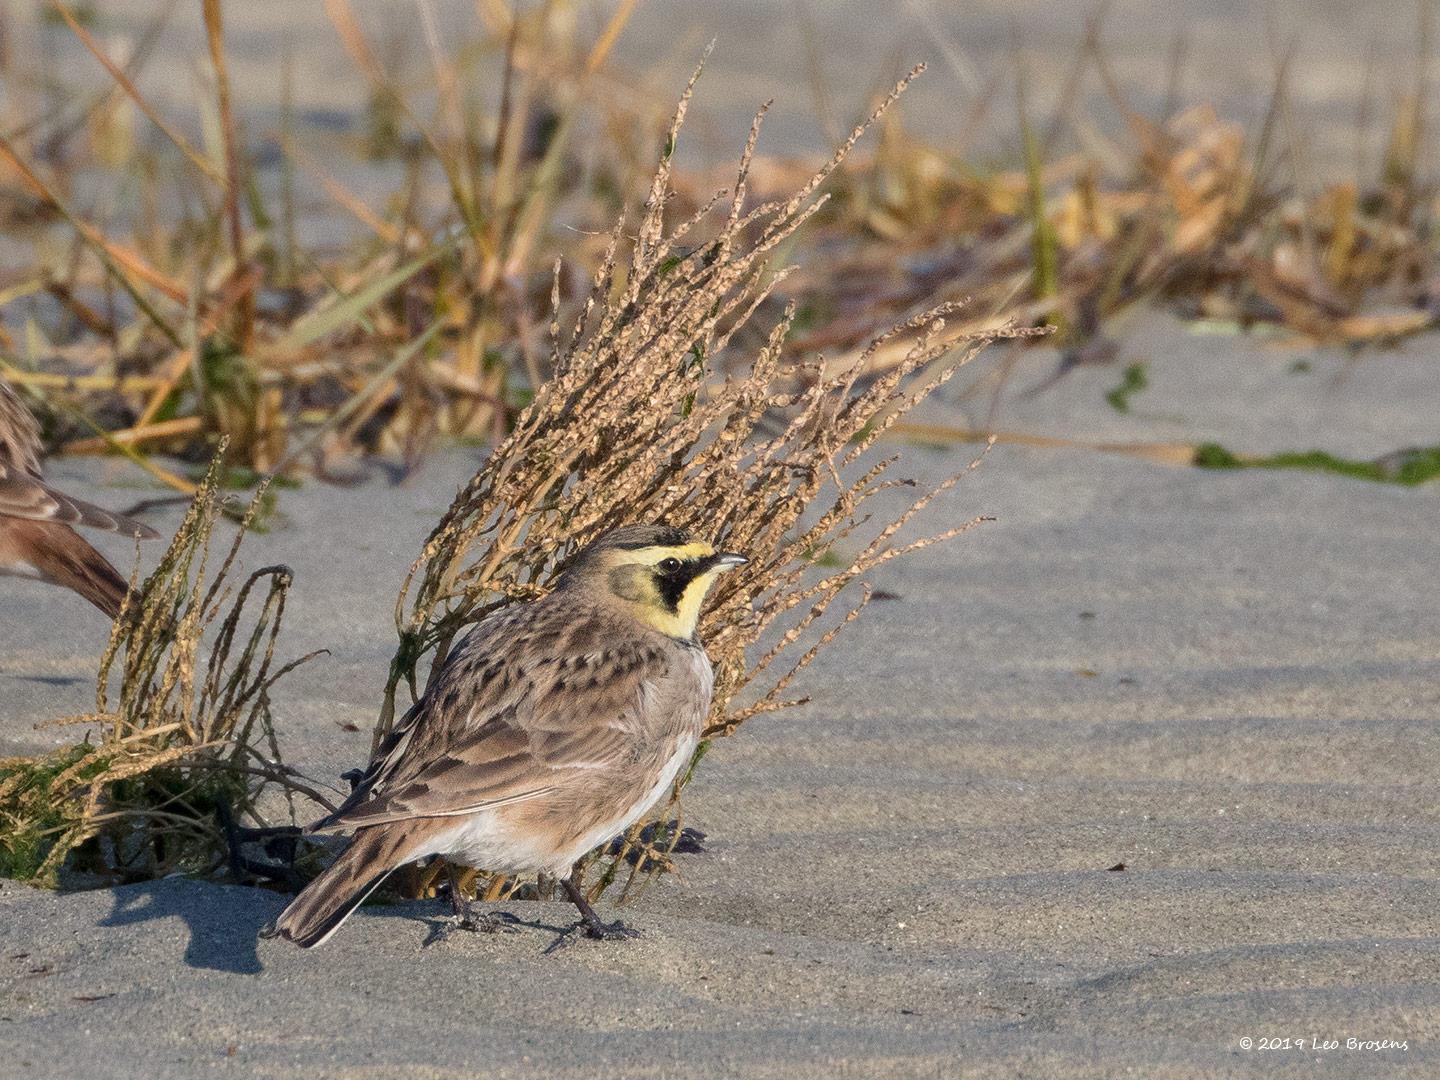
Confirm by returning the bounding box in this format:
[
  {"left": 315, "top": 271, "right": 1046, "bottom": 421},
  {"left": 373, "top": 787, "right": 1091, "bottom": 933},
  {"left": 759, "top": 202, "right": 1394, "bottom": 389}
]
[{"left": 276, "top": 235, "right": 459, "bottom": 351}]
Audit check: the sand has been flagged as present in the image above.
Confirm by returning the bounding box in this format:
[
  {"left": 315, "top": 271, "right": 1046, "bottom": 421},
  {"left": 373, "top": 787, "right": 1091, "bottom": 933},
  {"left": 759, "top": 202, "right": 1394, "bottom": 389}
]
[{"left": 1, "top": 313, "right": 1436, "bottom": 1076}]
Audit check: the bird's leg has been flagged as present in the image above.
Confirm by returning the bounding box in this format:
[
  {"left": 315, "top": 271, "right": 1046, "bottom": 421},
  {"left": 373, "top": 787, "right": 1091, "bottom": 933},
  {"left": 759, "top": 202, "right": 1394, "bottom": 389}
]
[
  {"left": 440, "top": 869, "right": 515, "bottom": 933},
  {"left": 561, "top": 877, "right": 641, "bottom": 941}
]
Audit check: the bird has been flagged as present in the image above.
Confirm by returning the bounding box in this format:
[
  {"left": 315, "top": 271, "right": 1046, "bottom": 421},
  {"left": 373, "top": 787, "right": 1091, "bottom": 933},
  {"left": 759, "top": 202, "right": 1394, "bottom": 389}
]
[
  {"left": 0, "top": 378, "right": 159, "bottom": 619},
  {"left": 263, "top": 524, "right": 747, "bottom": 948}
]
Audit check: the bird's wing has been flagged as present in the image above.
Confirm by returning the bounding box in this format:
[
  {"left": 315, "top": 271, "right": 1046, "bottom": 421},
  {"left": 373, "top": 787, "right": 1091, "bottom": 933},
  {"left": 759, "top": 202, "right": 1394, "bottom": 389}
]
[
  {"left": 316, "top": 602, "right": 682, "bottom": 831},
  {"left": 0, "top": 461, "right": 157, "bottom": 538},
  {"left": 0, "top": 463, "right": 160, "bottom": 538}
]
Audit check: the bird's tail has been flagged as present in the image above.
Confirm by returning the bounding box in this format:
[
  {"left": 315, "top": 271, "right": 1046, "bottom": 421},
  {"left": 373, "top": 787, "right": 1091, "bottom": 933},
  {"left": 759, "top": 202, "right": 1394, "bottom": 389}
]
[
  {"left": 17, "top": 521, "right": 133, "bottom": 620},
  {"left": 261, "top": 826, "right": 416, "bottom": 949}
]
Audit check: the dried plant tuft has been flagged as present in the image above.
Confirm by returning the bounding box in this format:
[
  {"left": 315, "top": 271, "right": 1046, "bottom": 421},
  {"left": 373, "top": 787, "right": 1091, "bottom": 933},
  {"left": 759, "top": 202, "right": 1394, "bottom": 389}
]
[
  {"left": 0, "top": 454, "right": 329, "bottom": 886},
  {"left": 377, "top": 63, "right": 1042, "bottom": 903}
]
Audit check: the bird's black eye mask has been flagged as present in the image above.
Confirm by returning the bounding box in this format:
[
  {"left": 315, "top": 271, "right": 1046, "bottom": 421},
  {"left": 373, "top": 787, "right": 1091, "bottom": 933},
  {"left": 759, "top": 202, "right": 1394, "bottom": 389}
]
[
  {"left": 653, "top": 557, "right": 705, "bottom": 612},
  {"left": 606, "top": 552, "right": 737, "bottom": 614},
  {"left": 605, "top": 557, "right": 701, "bottom": 610}
]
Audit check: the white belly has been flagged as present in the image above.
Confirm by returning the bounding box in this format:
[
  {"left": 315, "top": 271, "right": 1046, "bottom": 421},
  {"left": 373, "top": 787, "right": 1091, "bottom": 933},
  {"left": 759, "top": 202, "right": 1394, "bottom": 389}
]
[
  {"left": 429, "top": 808, "right": 565, "bottom": 877},
  {"left": 547, "top": 732, "right": 700, "bottom": 875},
  {"left": 430, "top": 733, "right": 700, "bottom": 879}
]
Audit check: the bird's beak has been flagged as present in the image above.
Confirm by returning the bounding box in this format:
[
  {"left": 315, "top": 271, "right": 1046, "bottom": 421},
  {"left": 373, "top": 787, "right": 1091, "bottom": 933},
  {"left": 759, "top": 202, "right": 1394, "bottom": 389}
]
[{"left": 708, "top": 552, "right": 748, "bottom": 571}]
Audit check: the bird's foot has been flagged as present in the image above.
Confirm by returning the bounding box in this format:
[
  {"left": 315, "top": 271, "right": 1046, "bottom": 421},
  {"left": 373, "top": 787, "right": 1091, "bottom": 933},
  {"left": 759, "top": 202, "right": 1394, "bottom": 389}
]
[
  {"left": 580, "top": 915, "right": 642, "bottom": 942},
  {"left": 457, "top": 909, "right": 520, "bottom": 935},
  {"left": 544, "top": 917, "right": 641, "bottom": 954},
  {"left": 425, "top": 897, "right": 520, "bottom": 946},
  {"left": 424, "top": 912, "right": 520, "bottom": 947},
  {"left": 554, "top": 876, "right": 641, "bottom": 946}
]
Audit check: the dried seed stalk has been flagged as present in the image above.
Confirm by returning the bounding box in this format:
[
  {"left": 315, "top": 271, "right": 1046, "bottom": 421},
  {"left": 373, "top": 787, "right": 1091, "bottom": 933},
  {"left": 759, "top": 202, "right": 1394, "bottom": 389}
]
[
  {"left": 0, "top": 455, "right": 326, "bottom": 886},
  {"left": 378, "top": 65, "right": 1040, "bottom": 898}
]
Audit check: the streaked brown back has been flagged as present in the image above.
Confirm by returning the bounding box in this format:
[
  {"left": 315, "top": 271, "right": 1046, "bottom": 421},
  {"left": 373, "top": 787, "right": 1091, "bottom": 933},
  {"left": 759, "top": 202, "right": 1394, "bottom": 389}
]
[
  {"left": 318, "top": 592, "right": 706, "bottom": 831},
  {"left": 0, "top": 378, "right": 44, "bottom": 478}
]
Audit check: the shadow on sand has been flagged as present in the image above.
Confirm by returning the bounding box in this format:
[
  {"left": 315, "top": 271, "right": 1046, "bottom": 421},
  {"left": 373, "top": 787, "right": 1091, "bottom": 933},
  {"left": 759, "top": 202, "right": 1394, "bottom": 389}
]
[
  {"left": 97, "top": 878, "right": 582, "bottom": 972},
  {"left": 99, "top": 879, "right": 282, "bottom": 975}
]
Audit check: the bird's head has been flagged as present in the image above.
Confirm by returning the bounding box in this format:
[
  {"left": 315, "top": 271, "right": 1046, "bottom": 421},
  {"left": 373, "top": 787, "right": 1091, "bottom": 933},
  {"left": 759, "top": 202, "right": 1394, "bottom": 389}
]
[{"left": 562, "top": 524, "right": 747, "bottom": 642}]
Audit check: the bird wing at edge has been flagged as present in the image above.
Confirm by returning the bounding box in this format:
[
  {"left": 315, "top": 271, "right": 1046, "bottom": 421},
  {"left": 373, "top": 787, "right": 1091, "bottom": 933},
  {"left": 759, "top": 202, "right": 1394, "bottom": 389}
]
[
  {"left": 0, "top": 462, "right": 158, "bottom": 538},
  {"left": 314, "top": 604, "right": 676, "bottom": 832}
]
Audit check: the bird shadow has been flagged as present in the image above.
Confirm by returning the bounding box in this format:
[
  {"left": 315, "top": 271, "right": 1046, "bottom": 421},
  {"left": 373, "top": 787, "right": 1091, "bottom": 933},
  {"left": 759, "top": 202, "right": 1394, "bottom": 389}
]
[
  {"left": 366, "top": 900, "right": 578, "bottom": 952},
  {"left": 99, "top": 879, "right": 279, "bottom": 975},
  {"left": 4, "top": 673, "right": 86, "bottom": 687},
  {"left": 97, "top": 880, "right": 602, "bottom": 969}
]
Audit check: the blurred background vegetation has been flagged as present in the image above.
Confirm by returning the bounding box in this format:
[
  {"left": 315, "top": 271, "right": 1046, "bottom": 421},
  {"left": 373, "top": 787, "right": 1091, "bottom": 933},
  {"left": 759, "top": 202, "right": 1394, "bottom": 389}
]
[{"left": 2, "top": 0, "right": 1438, "bottom": 492}]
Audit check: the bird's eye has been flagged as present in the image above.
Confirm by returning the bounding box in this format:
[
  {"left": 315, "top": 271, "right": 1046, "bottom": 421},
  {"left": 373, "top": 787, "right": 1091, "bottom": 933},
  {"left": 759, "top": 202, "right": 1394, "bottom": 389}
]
[{"left": 657, "top": 557, "right": 682, "bottom": 574}]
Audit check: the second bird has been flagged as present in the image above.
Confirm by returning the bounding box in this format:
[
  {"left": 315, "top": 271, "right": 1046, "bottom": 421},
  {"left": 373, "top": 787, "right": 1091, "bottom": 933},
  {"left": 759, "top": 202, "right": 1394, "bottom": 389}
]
[
  {"left": 264, "top": 524, "right": 746, "bottom": 948},
  {"left": 0, "top": 379, "right": 158, "bottom": 619}
]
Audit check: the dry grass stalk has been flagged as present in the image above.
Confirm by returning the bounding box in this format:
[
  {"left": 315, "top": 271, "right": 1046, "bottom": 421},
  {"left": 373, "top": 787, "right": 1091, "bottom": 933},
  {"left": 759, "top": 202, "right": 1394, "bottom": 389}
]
[
  {"left": 0, "top": 1, "right": 653, "bottom": 476},
  {"left": 6, "top": 4, "right": 1438, "bottom": 483},
  {"left": 0, "top": 453, "right": 327, "bottom": 886},
  {"left": 774, "top": 50, "right": 1440, "bottom": 369},
  {"left": 377, "top": 63, "right": 1040, "bottom": 901}
]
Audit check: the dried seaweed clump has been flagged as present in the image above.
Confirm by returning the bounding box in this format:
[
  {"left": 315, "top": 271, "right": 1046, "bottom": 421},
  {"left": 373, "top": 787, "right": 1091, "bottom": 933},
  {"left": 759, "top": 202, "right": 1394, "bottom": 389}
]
[
  {"left": 374, "top": 65, "right": 1038, "bottom": 903},
  {"left": 0, "top": 458, "right": 326, "bottom": 886}
]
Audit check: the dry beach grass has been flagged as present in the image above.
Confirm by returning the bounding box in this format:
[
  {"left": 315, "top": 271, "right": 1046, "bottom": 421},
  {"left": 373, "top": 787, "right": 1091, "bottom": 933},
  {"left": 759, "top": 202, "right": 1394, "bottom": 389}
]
[
  {"left": 0, "top": 53, "right": 1032, "bottom": 900},
  {"left": 0, "top": 453, "right": 324, "bottom": 885},
  {"left": 1, "top": 1, "right": 1438, "bottom": 485},
  {"left": 379, "top": 59, "right": 1038, "bottom": 901}
]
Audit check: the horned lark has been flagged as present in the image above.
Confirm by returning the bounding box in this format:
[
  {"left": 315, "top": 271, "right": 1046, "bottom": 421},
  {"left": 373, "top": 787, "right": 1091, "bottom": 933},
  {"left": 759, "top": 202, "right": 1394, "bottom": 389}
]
[
  {"left": 264, "top": 524, "right": 746, "bottom": 948},
  {"left": 0, "top": 379, "right": 158, "bottom": 618}
]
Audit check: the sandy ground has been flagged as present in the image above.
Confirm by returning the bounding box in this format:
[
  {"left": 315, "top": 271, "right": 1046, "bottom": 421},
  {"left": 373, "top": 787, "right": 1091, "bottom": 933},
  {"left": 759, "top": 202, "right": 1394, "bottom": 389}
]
[
  {"left": 1, "top": 314, "right": 1437, "bottom": 1076},
  {"left": 4, "top": 0, "right": 1430, "bottom": 245}
]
